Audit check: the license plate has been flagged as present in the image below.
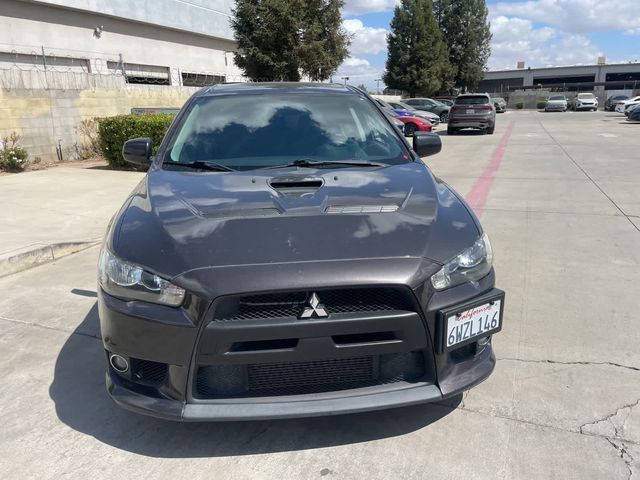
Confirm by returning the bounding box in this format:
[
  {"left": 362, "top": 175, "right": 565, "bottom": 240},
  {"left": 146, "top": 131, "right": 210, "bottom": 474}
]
[
  {"left": 466, "top": 109, "right": 475, "bottom": 114},
  {"left": 445, "top": 299, "right": 502, "bottom": 349}
]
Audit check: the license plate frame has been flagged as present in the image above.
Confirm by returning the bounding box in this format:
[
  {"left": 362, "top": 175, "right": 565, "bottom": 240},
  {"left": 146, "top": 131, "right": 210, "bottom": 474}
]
[{"left": 437, "top": 289, "right": 505, "bottom": 352}]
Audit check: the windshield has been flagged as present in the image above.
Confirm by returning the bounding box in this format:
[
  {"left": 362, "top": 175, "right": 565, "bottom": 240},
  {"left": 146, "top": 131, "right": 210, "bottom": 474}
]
[
  {"left": 455, "top": 96, "right": 491, "bottom": 105},
  {"left": 163, "top": 94, "right": 409, "bottom": 171},
  {"left": 396, "top": 102, "right": 416, "bottom": 111},
  {"left": 549, "top": 96, "right": 566, "bottom": 101},
  {"left": 578, "top": 94, "right": 596, "bottom": 99},
  {"left": 493, "top": 97, "right": 505, "bottom": 102}
]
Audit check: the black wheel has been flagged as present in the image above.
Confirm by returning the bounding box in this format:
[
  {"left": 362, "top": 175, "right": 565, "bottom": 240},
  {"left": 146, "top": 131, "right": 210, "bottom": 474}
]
[
  {"left": 404, "top": 123, "right": 417, "bottom": 137},
  {"left": 487, "top": 125, "right": 495, "bottom": 135},
  {"left": 447, "top": 127, "right": 456, "bottom": 135},
  {"left": 440, "top": 111, "right": 449, "bottom": 122}
]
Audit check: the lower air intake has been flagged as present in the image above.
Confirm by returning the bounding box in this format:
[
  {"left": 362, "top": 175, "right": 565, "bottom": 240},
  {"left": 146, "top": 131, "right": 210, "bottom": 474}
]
[{"left": 195, "top": 352, "right": 425, "bottom": 398}]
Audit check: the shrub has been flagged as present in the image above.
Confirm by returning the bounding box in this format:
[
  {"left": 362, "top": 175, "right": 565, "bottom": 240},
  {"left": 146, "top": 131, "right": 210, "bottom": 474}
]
[
  {"left": 516, "top": 102, "right": 525, "bottom": 109},
  {"left": 0, "top": 132, "right": 30, "bottom": 172},
  {"left": 97, "top": 114, "right": 175, "bottom": 168},
  {"left": 537, "top": 100, "right": 548, "bottom": 109},
  {"left": 76, "top": 118, "right": 102, "bottom": 159}
]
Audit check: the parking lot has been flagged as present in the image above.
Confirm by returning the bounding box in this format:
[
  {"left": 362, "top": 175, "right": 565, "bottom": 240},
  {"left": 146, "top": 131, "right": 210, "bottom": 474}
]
[{"left": 0, "top": 109, "right": 638, "bottom": 479}]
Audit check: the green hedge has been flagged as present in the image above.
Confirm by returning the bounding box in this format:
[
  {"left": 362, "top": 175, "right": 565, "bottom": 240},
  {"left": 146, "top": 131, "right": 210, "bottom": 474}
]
[
  {"left": 97, "top": 114, "right": 175, "bottom": 168},
  {"left": 516, "top": 102, "right": 525, "bottom": 109},
  {"left": 537, "top": 100, "right": 548, "bottom": 109}
]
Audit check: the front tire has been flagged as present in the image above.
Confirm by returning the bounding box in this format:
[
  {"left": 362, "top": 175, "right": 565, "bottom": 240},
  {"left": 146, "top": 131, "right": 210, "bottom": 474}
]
[
  {"left": 447, "top": 126, "right": 456, "bottom": 135},
  {"left": 404, "top": 123, "right": 417, "bottom": 137}
]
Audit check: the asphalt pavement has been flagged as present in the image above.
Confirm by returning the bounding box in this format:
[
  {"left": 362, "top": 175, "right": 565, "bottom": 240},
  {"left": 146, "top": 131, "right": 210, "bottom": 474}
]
[{"left": 0, "top": 110, "right": 638, "bottom": 479}]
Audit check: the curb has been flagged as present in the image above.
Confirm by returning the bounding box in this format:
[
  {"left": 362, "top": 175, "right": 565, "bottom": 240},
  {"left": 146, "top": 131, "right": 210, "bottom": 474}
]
[{"left": 0, "top": 241, "right": 100, "bottom": 278}]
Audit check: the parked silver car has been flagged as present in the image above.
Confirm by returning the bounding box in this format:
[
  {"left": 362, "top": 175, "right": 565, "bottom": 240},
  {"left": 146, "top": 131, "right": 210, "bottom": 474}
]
[
  {"left": 571, "top": 93, "right": 598, "bottom": 111},
  {"left": 545, "top": 95, "right": 568, "bottom": 112}
]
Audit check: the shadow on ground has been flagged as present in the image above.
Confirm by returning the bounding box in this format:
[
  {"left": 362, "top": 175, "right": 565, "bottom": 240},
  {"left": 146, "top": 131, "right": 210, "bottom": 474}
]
[
  {"left": 49, "top": 301, "right": 460, "bottom": 458},
  {"left": 436, "top": 129, "right": 487, "bottom": 137}
]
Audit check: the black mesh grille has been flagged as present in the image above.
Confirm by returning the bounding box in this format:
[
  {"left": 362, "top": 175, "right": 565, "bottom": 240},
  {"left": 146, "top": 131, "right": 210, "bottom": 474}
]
[
  {"left": 195, "top": 352, "right": 425, "bottom": 398},
  {"left": 214, "top": 288, "right": 415, "bottom": 321},
  {"left": 130, "top": 358, "right": 168, "bottom": 386}
]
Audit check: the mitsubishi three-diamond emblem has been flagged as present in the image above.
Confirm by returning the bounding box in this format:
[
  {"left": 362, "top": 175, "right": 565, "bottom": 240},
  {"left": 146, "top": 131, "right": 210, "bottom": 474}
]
[{"left": 299, "top": 292, "right": 328, "bottom": 319}]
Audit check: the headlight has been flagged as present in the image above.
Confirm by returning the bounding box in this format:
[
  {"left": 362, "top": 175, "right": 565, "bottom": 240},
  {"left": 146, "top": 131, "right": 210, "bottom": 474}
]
[
  {"left": 98, "top": 249, "right": 185, "bottom": 306},
  {"left": 431, "top": 234, "right": 493, "bottom": 291}
]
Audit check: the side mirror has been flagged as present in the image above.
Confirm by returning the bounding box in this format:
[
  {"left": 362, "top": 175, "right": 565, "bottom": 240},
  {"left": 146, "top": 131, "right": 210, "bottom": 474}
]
[
  {"left": 122, "top": 137, "right": 152, "bottom": 166},
  {"left": 413, "top": 132, "right": 442, "bottom": 157}
]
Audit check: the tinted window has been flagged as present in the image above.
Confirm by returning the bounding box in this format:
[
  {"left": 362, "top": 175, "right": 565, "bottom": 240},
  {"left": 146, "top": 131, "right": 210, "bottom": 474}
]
[
  {"left": 549, "top": 96, "right": 566, "bottom": 101},
  {"left": 163, "top": 94, "right": 409, "bottom": 170},
  {"left": 455, "top": 96, "right": 491, "bottom": 105}
]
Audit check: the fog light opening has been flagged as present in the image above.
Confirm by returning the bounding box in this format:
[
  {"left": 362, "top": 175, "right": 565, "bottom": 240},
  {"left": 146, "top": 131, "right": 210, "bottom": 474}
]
[{"left": 109, "top": 354, "right": 129, "bottom": 373}]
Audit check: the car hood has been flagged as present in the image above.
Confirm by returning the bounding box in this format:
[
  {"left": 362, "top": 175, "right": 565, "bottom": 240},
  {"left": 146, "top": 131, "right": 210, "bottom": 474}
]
[{"left": 112, "top": 163, "right": 480, "bottom": 293}]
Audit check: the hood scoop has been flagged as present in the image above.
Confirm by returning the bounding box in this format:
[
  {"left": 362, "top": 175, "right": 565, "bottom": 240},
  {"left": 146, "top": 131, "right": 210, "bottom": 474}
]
[{"left": 269, "top": 176, "right": 324, "bottom": 197}]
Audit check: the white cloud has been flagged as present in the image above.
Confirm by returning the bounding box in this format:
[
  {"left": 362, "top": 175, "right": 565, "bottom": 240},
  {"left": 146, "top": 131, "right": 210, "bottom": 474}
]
[
  {"left": 343, "top": 0, "right": 397, "bottom": 16},
  {"left": 343, "top": 19, "right": 388, "bottom": 56},
  {"left": 335, "top": 56, "right": 384, "bottom": 89},
  {"left": 491, "top": 0, "right": 640, "bottom": 35},
  {"left": 488, "top": 15, "right": 603, "bottom": 69}
]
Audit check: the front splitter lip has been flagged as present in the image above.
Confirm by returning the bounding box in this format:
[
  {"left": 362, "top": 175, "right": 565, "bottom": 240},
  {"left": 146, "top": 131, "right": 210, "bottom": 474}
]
[{"left": 106, "top": 347, "right": 496, "bottom": 421}]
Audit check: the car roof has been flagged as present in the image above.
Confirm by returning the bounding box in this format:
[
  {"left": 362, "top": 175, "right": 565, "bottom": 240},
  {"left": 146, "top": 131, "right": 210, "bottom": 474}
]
[{"left": 196, "top": 82, "right": 356, "bottom": 97}]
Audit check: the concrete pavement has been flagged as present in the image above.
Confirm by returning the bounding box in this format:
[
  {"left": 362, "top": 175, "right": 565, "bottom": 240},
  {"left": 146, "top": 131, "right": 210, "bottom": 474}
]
[
  {"left": 0, "top": 166, "right": 144, "bottom": 276},
  {"left": 0, "top": 110, "right": 639, "bottom": 479}
]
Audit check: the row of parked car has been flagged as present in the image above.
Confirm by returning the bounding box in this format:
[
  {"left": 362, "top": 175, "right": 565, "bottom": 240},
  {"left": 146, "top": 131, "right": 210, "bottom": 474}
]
[
  {"left": 374, "top": 93, "right": 502, "bottom": 136},
  {"left": 542, "top": 93, "right": 640, "bottom": 121}
]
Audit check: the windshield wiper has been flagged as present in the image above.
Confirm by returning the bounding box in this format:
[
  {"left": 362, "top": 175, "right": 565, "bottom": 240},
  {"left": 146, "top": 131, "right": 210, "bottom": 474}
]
[
  {"left": 162, "top": 160, "right": 235, "bottom": 172},
  {"left": 263, "top": 159, "right": 387, "bottom": 170}
]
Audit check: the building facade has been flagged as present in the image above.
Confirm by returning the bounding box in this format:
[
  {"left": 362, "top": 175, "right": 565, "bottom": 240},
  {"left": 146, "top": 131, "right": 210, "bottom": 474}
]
[
  {"left": 0, "top": 0, "right": 243, "bottom": 84},
  {"left": 479, "top": 62, "right": 640, "bottom": 93}
]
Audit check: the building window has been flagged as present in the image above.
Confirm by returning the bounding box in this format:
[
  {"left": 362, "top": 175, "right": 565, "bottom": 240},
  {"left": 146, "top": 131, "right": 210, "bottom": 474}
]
[
  {"left": 181, "top": 72, "right": 226, "bottom": 87},
  {"left": 0, "top": 51, "right": 90, "bottom": 72},
  {"left": 107, "top": 61, "right": 171, "bottom": 85}
]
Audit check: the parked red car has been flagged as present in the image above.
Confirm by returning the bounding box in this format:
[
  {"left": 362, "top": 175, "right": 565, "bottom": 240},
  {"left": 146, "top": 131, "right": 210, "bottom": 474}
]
[{"left": 395, "top": 115, "right": 432, "bottom": 136}]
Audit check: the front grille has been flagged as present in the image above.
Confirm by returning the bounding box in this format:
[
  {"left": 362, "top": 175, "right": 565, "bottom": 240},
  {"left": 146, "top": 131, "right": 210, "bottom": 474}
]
[
  {"left": 195, "top": 352, "right": 425, "bottom": 398},
  {"left": 214, "top": 287, "right": 415, "bottom": 321}
]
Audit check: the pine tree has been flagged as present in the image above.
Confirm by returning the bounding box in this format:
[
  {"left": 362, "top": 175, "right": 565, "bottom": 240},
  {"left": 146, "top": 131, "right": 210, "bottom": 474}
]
[
  {"left": 231, "top": 0, "right": 349, "bottom": 82},
  {"left": 383, "top": 0, "right": 455, "bottom": 97},
  {"left": 435, "top": 0, "right": 492, "bottom": 92}
]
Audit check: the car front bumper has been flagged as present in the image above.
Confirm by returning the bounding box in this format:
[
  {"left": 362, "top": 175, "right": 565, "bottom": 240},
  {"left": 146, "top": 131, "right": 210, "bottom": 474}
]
[{"left": 100, "top": 274, "right": 503, "bottom": 421}]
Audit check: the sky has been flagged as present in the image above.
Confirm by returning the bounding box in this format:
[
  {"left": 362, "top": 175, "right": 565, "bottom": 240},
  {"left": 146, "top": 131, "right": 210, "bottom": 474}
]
[{"left": 336, "top": 0, "right": 640, "bottom": 90}]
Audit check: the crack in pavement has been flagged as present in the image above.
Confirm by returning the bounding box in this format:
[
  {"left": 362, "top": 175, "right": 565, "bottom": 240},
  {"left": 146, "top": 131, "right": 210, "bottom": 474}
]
[
  {"left": 607, "top": 438, "right": 635, "bottom": 480},
  {"left": 579, "top": 399, "right": 640, "bottom": 440},
  {"left": 0, "top": 314, "right": 100, "bottom": 340},
  {"left": 498, "top": 356, "right": 640, "bottom": 373}
]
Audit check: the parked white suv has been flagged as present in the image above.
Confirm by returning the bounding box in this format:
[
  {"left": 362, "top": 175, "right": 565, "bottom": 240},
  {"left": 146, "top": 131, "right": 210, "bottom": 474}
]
[{"left": 572, "top": 93, "right": 598, "bottom": 111}]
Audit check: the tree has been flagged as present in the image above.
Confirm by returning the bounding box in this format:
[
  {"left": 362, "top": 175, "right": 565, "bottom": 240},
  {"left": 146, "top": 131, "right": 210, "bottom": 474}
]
[
  {"left": 435, "top": 0, "right": 492, "bottom": 92},
  {"left": 231, "top": 0, "right": 349, "bottom": 82},
  {"left": 356, "top": 83, "right": 368, "bottom": 92},
  {"left": 383, "top": 0, "right": 455, "bottom": 97}
]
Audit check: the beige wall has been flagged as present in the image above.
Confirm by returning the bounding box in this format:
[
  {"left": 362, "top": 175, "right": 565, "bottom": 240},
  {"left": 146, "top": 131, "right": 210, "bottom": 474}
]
[{"left": 0, "top": 71, "right": 198, "bottom": 161}]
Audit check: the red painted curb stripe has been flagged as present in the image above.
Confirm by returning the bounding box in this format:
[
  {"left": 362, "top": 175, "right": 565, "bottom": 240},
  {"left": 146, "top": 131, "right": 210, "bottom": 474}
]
[{"left": 465, "top": 120, "right": 515, "bottom": 216}]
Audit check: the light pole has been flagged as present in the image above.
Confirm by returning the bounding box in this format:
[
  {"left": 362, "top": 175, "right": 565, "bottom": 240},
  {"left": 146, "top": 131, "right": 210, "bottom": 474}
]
[
  {"left": 375, "top": 78, "right": 382, "bottom": 94},
  {"left": 341, "top": 76, "right": 350, "bottom": 86}
]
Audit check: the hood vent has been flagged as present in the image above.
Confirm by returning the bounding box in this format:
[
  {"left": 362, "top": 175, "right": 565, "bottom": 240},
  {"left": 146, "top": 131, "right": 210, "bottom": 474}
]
[
  {"left": 269, "top": 178, "right": 323, "bottom": 190},
  {"left": 326, "top": 205, "right": 399, "bottom": 214}
]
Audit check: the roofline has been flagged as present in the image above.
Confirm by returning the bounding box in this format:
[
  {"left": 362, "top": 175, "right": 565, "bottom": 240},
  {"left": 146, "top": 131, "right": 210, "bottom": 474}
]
[{"left": 485, "top": 61, "right": 640, "bottom": 74}]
